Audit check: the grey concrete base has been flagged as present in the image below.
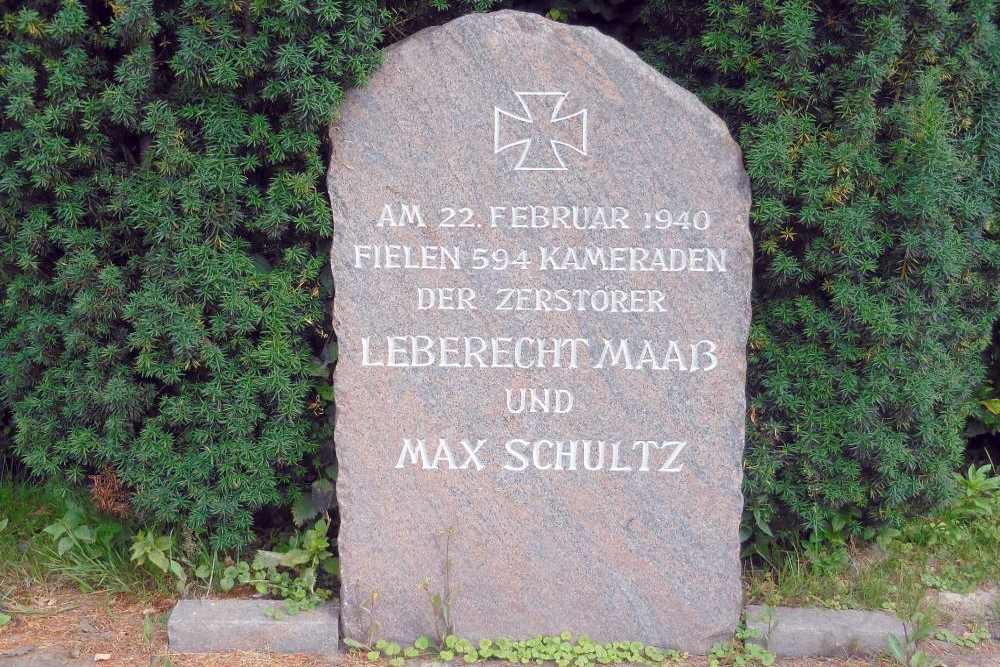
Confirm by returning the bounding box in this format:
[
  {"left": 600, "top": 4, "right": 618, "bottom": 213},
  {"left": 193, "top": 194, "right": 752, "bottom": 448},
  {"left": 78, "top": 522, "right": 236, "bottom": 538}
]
[
  {"left": 168, "top": 599, "right": 339, "bottom": 654},
  {"left": 745, "top": 605, "right": 907, "bottom": 657},
  {"left": 0, "top": 648, "right": 90, "bottom": 667},
  {"left": 167, "top": 599, "right": 912, "bottom": 658}
]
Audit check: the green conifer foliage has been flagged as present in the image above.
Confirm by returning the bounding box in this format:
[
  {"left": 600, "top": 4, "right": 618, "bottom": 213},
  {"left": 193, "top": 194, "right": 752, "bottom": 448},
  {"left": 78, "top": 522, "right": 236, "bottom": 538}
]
[
  {"left": 0, "top": 0, "right": 387, "bottom": 548},
  {"left": 644, "top": 0, "right": 1000, "bottom": 538}
]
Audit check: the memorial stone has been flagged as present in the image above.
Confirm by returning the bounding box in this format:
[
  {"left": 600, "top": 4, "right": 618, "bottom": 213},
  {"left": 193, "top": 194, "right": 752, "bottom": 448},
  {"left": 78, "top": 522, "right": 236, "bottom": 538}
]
[{"left": 327, "top": 9, "right": 752, "bottom": 652}]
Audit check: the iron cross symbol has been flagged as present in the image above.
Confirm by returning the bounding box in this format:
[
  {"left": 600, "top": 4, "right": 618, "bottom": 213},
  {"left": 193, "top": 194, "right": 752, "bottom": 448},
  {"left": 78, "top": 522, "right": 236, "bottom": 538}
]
[{"left": 493, "top": 91, "right": 588, "bottom": 171}]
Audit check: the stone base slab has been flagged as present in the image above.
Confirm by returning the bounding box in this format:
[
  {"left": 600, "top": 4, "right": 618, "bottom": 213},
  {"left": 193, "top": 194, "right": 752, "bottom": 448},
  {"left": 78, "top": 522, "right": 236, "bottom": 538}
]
[
  {"left": 167, "top": 599, "right": 339, "bottom": 654},
  {"left": 745, "top": 605, "right": 907, "bottom": 657},
  {"left": 167, "top": 599, "right": 912, "bottom": 658}
]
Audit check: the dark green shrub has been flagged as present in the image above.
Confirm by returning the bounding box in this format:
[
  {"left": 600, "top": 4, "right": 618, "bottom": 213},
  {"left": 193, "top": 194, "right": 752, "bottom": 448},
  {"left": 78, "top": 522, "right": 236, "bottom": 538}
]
[
  {"left": 0, "top": 0, "right": 386, "bottom": 548},
  {"left": 643, "top": 0, "right": 1000, "bottom": 541}
]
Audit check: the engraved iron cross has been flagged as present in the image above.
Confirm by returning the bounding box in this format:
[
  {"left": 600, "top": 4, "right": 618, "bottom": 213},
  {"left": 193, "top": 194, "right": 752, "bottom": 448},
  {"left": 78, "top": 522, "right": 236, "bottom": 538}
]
[{"left": 493, "top": 91, "right": 588, "bottom": 171}]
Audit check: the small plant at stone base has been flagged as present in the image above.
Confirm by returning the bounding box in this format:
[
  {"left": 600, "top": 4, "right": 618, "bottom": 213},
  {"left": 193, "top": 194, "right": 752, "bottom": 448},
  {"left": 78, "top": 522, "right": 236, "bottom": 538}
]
[
  {"left": 218, "top": 519, "right": 338, "bottom": 617},
  {"left": 950, "top": 464, "right": 1000, "bottom": 521},
  {"left": 142, "top": 611, "right": 170, "bottom": 647},
  {"left": 358, "top": 590, "right": 383, "bottom": 650},
  {"left": 932, "top": 627, "right": 990, "bottom": 648},
  {"left": 128, "top": 527, "right": 224, "bottom": 597},
  {"left": 128, "top": 518, "right": 337, "bottom": 612},
  {"left": 130, "top": 531, "right": 188, "bottom": 593},
  {"left": 801, "top": 512, "right": 852, "bottom": 577},
  {"left": 421, "top": 527, "right": 457, "bottom": 644},
  {"left": 886, "top": 612, "right": 942, "bottom": 667},
  {"left": 346, "top": 631, "right": 686, "bottom": 667},
  {"left": 707, "top": 625, "right": 775, "bottom": 667}
]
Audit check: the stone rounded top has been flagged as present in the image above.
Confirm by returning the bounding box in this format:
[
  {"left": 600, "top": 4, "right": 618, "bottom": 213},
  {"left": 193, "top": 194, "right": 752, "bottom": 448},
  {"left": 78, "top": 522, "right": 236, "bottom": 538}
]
[
  {"left": 388, "top": 9, "right": 737, "bottom": 145},
  {"left": 328, "top": 10, "right": 751, "bottom": 241}
]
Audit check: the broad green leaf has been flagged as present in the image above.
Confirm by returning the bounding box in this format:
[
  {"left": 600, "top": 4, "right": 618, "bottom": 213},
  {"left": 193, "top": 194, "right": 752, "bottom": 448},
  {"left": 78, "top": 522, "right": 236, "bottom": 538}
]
[
  {"left": 754, "top": 508, "right": 774, "bottom": 537},
  {"left": 62, "top": 510, "right": 82, "bottom": 529},
  {"left": 169, "top": 560, "right": 186, "bottom": 581},
  {"left": 291, "top": 495, "right": 319, "bottom": 527},
  {"left": 253, "top": 548, "right": 312, "bottom": 569},
  {"left": 43, "top": 522, "right": 66, "bottom": 539},
  {"left": 321, "top": 556, "right": 339, "bottom": 576},
  {"left": 148, "top": 550, "right": 170, "bottom": 572},
  {"left": 886, "top": 635, "right": 905, "bottom": 662},
  {"left": 57, "top": 535, "right": 74, "bottom": 556}
]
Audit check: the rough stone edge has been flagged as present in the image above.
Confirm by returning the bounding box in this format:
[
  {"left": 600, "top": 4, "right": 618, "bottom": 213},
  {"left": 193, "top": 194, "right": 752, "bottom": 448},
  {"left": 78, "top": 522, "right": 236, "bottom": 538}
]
[{"left": 167, "top": 599, "right": 340, "bottom": 655}]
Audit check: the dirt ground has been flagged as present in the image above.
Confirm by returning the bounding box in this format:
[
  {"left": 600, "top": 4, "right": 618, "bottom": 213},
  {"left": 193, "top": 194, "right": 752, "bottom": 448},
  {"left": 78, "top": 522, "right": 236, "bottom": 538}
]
[{"left": 0, "top": 587, "right": 997, "bottom": 667}]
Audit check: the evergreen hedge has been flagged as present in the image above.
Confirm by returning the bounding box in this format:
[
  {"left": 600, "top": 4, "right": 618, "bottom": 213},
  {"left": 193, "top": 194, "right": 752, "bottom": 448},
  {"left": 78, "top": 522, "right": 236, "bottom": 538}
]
[
  {"left": 644, "top": 0, "right": 1000, "bottom": 542},
  {"left": 2, "top": 0, "right": 997, "bottom": 547},
  {"left": 1, "top": 0, "right": 386, "bottom": 548}
]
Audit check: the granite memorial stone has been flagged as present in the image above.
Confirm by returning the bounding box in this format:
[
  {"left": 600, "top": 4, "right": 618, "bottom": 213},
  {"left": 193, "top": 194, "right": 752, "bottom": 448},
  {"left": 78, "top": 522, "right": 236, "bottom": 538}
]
[{"left": 327, "top": 9, "right": 752, "bottom": 652}]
